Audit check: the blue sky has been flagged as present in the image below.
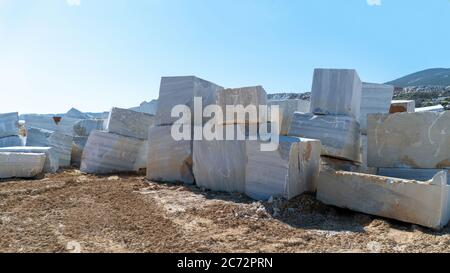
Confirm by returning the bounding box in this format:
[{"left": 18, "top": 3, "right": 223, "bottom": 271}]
[{"left": 0, "top": 0, "right": 449, "bottom": 114}]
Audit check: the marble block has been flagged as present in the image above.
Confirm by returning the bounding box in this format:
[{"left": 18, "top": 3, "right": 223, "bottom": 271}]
[
  {"left": 71, "top": 136, "right": 88, "bottom": 167},
  {"left": 0, "top": 147, "right": 59, "bottom": 173},
  {"left": 21, "top": 114, "right": 81, "bottom": 136},
  {"left": 0, "top": 112, "right": 19, "bottom": 138},
  {"left": 106, "top": 107, "right": 155, "bottom": 140},
  {"left": 73, "top": 119, "right": 105, "bottom": 137},
  {"left": 0, "top": 152, "right": 46, "bottom": 179},
  {"left": 268, "top": 99, "right": 311, "bottom": 135},
  {"left": 26, "top": 128, "right": 73, "bottom": 167},
  {"left": 378, "top": 168, "right": 449, "bottom": 185},
  {"left": 0, "top": 136, "right": 23, "bottom": 148},
  {"left": 359, "top": 83, "right": 394, "bottom": 134}
]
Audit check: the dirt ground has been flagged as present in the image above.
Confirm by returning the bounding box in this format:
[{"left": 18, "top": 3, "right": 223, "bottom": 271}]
[{"left": 0, "top": 169, "right": 449, "bottom": 253}]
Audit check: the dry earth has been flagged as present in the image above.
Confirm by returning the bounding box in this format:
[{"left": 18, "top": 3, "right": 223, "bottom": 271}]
[{"left": 0, "top": 169, "right": 449, "bottom": 253}]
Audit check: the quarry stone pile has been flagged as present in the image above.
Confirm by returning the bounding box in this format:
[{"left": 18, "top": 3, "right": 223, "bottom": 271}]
[{"left": 0, "top": 152, "right": 46, "bottom": 179}]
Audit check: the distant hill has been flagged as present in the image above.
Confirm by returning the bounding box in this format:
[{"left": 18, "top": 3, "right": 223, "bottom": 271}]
[{"left": 386, "top": 68, "right": 450, "bottom": 87}]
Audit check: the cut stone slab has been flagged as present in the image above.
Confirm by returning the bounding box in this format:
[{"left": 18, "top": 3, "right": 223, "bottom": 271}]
[
  {"left": 80, "top": 130, "right": 143, "bottom": 174},
  {"left": 71, "top": 136, "right": 88, "bottom": 167},
  {"left": 0, "top": 147, "right": 59, "bottom": 173},
  {"left": 0, "top": 152, "right": 46, "bottom": 179},
  {"left": 155, "top": 76, "right": 224, "bottom": 126},
  {"left": 147, "top": 125, "right": 194, "bottom": 184},
  {"left": 310, "top": 69, "right": 362, "bottom": 118},
  {"left": 193, "top": 124, "right": 250, "bottom": 193},
  {"left": 106, "top": 107, "right": 155, "bottom": 140},
  {"left": 390, "top": 100, "right": 415, "bottom": 113},
  {"left": 268, "top": 99, "right": 311, "bottom": 135},
  {"left": 0, "top": 136, "right": 23, "bottom": 148},
  {"left": 245, "top": 137, "right": 321, "bottom": 201},
  {"left": 288, "top": 112, "right": 361, "bottom": 163},
  {"left": 73, "top": 119, "right": 104, "bottom": 137},
  {"left": 317, "top": 170, "right": 450, "bottom": 230},
  {"left": 216, "top": 86, "right": 267, "bottom": 125},
  {"left": 26, "top": 128, "right": 73, "bottom": 167},
  {"left": 0, "top": 112, "right": 19, "bottom": 138},
  {"left": 367, "top": 112, "right": 450, "bottom": 169},
  {"left": 378, "top": 168, "right": 449, "bottom": 185},
  {"left": 359, "top": 83, "right": 394, "bottom": 134}
]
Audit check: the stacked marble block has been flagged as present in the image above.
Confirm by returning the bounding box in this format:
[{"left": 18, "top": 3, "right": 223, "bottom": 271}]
[
  {"left": 147, "top": 76, "right": 224, "bottom": 184},
  {"left": 0, "top": 112, "right": 23, "bottom": 148},
  {"left": 289, "top": 69, "right": 363, "bottom": 167},
  {"left": 80, "top": 107, "right": 154, "bottom": 174}
]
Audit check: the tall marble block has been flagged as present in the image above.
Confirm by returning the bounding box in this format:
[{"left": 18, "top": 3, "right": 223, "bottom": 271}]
[
  {"left": 0, "top": 152, "right": 46, "bottom": 179},
  {"left": 245, "top": 137, "right": 321, "bottom": 201},
  {"left": 359, "top": 83, "right": 394, "bottom": 134},
  {"left": 378, "top": 168, "right": 450, "bottom": 185},
  {"left": 390, "top": 100, "right": 415, "bottom": 113},
  {"left": 73, "top": 119, "right": 104, "bottom": 137},
  {"left": 26, "top": 128, "right": 73, "bottom": 167},
  {"left": 288, "top": 112, "right": 361, "bottom": 163},
  {"left": 216, "top": 86, "right": 267, "bottom": 125},
  {"left": 0, "top": 112, "right": 19, "bottom": 138},
  {"left": 317, "top": 170, "right": 450, "bottom": 229},
  {"left": 155, "top": 76, "right": 224, "bottom": 126},
  {"left": 147, "top": 126, "right": 194, "bottom": 184},
  {"left": 106, "top": 107, "right": 155, "bottom": 140},
  {"left": 0, "top": 136, "right": 23, "bottom": 148},
  {"left": 367, "top": 112, "right": 450, "bottom": 169},
  {"left": 0, "top": 147, "right": 59, "bottom": 173},
  {"left": 80, "top": 131, "right": 143, "bottom": 174},
  {"left": 268, "top": 99, "right": 311, "bottom": 135},
  {"left": 310, "top": 69, "right": 362, "bottom": 118}
]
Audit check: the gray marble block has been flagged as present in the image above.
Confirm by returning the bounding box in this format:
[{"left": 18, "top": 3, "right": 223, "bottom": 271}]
[
  {"left": 367, "top": 112, "right": 450, "bottom": 169},
  {"left": 317, "top": 170, "right": 450, "bottom": 230},
  {"left": 288, "top": 112, "right": 361, "bottom": 163},
  {"left": 0, "top": 152, "right": 46, "bottom": 179},
  {"left": 0, "top": 146, "right": 59, "bottom": 173},
  {"left": 73, "top": 119, "right": 105, "bottom": 137},
  {"left": 0, "top": 112, "right": 19, "bottom": 138},
  {"left": 359, "top": 83, "right": 394, "bottom": 134},
  {"left": 71, "top": 136, "right": 88, "bottom": 167},
  {"left": 26, "top": 127, "right": 73, "bottom": 167},
  {"left": 245, "top": 137, "right": 321, "bottom": 201},
  {"left": 310, "top": 69, "right": 362, "bottom": 118},
  {"left": 147, "top": 125, "right": 194, "bottom": 184},
  {"left": 106, "top": 107, "right": 155, "bottom": 140},
  {"left": 155, "top": 76, "right": 224, "bottom": 126},
  {"left": 0, "top": 135, "right": 23, "bottom": 148},
  {"left": 21, "top": 114, "right": 81, "bottom": 136},
  {"left": 268, "top": 99, "right": 311, "bottom": 135},
  {"left": 80, "top": 130, "right": 143, "bottom": 174}
]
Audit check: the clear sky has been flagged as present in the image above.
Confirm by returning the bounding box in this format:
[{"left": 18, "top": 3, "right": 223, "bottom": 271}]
[{"left": 1, "top": 0, "right": 449, "bottom": 114}]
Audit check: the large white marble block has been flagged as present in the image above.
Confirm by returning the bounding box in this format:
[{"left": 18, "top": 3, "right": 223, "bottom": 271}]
[
  {"left": 0, "top": 136, "right": 23, "bottom": 148},
  {"left": 310, "top": 69, "right": 362, "bottom": 118},
  {"left": 0, "top": 112, "right": 19, "bottom": 138},
  {"left": 0, "top": 147, "right": 59, "bottom": 173},
  {"left": 155, "top": 76, "right": 224, "bottom": 126},
  {"left": 80, "top": 130, "right": 143, "bottom": 174},
  {"left": 390, "top": 100, "right": 416, "bottom": 113},
  {"left": 317, "top": 170, "right": 450, "bottom": 229},
  {"left": 268, "top": 99, "right": 311, "bottom": 135},
  {"left": 367, "top": 112, "right": 450, "bottom": 169},
  {"left": 216, "top": 86, "right": 267, "bottom": 125},
  {"left": 21, "top": 114, "right": 81, "bottom": 136},
  {"left": 359, "top": 83, "right": 394, "bottom": 134},
  {"left": 26, "top": 128, "right": 73, "bottom": 167},
  {"left": 106, "top": 107, "right": 155, "bottom": 140},
  {"left": 73, "top": 119, "right": 105, "bottom": 137},
  {"left": 288, "top": 112, "right": 361, "bottom": 163},
  {"left": 147, "top": 125, "right": 194, "bottom": 184},
  {"left": 378, "top": 168, "right": 449, "bottom": 185},
  {"left": 245, "top": 137, "right": 321, "bottom": 201},
  {"left": 0, "top": 152, "right": 46, "bottom": 179}
]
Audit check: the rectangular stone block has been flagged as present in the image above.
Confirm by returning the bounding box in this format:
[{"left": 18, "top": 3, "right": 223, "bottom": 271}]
[
  {"left": 378, "top": 168, "right": 449, "bottom": 185},
  {"left": 245, "top": 137, "right": 321, "bottom": 201},
  {"left": 0, "top": 152, "right": 46, "bottom": 179},
  {"left": 155, "top": 76, "right": 224, "bottom": 126},
  {"left": 359, "top": 83, "right": 394, "bottom": 134},
  {"left": 310, "top": 69, "right": 362, "bottom": 118},
  {"left": 73, "top": 119, "right": 105, "bottom": 137},
  {"left": 0, "top": 136, "right": 23, "bottom": 148},
  {"left": 0, "top": 112, "right": 19, "bottom": 138},
  {"left": 105, "top": 107, "right": 155, "bottom": 140},
  {"left": 288, "top": 112, "right": 361, "bottom": 162},
  {"left": 80, "top": 130, "right": 144, "bottom": 174},
  {"left": 21, "top": 114, "right": 81, "bottom": 136},
  {"left": 390, "top": 100, "right": 415, "bottom": 113},
  {"left": 317, "top": 170, "right": 450, "bottom": 229},
  {"left": 367, "top": 112, "right": 450, "bottom": 169},
  {"left": 216, "top": 86, "right": 267, "bottom": 125},
  {"left": 147, "top": 125, "right": 194, "bottom": 184},
  {"left": 71, "top": 136, "right": 88, "bottom": 167},
  {"left": 26, "top": 128, "right": 73, "bottom": 167},
  {"left": 268, "top": 99, "right": 311, "bottom": 135},
  {"left": 0, "top": 147, "right": 59, "bottom": 173}
]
